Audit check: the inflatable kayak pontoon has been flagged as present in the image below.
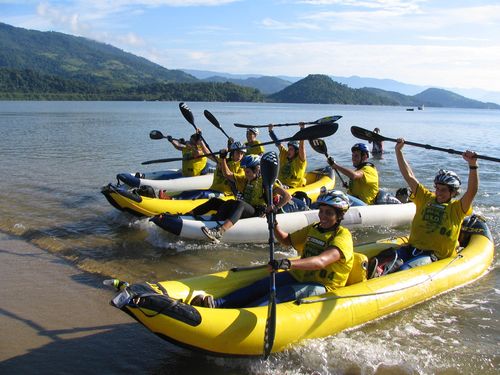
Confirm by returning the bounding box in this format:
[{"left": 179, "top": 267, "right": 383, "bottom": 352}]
[
  {"left": 116, "top": 169, "right": 214, "bottom": 191},
  {"left": 151, "top": 203, "right": 416, "bottom": 243},
  {"left": 108, "top": 216, "right": 494, "bottom": 357},
  {"left": 102, "top": 168, "right": 335, "bottom": 217}
]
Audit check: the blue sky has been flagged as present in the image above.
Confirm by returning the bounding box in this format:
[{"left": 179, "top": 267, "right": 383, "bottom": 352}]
[{"left": 2, "top": 0, "right": 500, "bottom": 92}]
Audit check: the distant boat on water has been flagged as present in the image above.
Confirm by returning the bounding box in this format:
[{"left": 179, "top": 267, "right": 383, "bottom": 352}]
[
  {"left": 406, "top": 108, "right": 415, "bottom": 111},
  {"left": 418, "top": 105, "right": 424, "bottom": 110}
]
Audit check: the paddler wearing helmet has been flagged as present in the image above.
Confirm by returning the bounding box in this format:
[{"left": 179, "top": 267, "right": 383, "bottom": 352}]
[
  {"left": 190, "top": 189, "right": 354, "bottom": 308},
  {"left": 167, "top": 128, "right": 211, "bottom": 177},
  {"left": 268, "top": 122, "right": 307, "bottom": 188},
  {"left": 395, "top": 137, "right": 479, "bottom": 261},
  {"left": 244, "top": 127, "right": 265, "bottom": 156},
  {"left": 194, "top": 153, "right": 291, "bottom": 244},
  {"left": 327, "top": 142, "right": 379, "bottom": 206}
]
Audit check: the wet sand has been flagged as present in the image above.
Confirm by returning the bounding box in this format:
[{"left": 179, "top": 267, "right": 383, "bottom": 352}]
[{"left": 0, "top": 233, "right": 211, "bottom": 375}]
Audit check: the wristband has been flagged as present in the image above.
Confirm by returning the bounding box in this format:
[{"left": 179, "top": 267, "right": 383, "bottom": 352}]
[{"left": 469, "top": 165, "right": 478, "bottom": 170}]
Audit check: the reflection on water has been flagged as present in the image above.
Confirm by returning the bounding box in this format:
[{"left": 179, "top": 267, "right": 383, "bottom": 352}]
[{"left": 0, "top": 101, "right": 498, "bottom": 374}]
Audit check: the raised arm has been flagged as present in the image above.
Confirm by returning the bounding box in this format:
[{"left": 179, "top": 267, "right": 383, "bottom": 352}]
[
  {"left": 298, "top": 123, "right": 306, "bottom": 161},
  {"left": 395, "top": 138, "right": 419, "bottom": 193},
  {"left": 219, "top": 151, "right": 235, "bottom": 182},
  {"left": 169, "top": 138, "right": 186, "bottom": 151},
  {"left": 460, "top": 150, "right": 479, "bottom": 213},
  {"left": 329, "top": 161, "right": 364, "bottom": 180}
]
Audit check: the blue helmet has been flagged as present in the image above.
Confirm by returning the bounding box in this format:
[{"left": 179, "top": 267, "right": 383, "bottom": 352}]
[
  {"left": 247, "top": 127, "right": 259, "bottom": 135},
  {"left": 240, "top": 154, "right": 261, "bottom": 169},
  {"left": 230, "top": 141, "right": 247, "bottom": 153},
  {"left": 434, "top": 169, "right": 461, "bottom": 190},
  {"left": 317, "top": 190, "right": 350, "bottom": 212},
  {"left": 351, "top": 143, "right": 370, "bottom": 154}
]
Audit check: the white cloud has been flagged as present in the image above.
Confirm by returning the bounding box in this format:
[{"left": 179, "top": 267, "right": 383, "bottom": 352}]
[
  {"left": 162, "top": 41, "right": 500, "bottom": 91},
  {"left": 261, "top": 17, "right": 320, "bottom": 30}
]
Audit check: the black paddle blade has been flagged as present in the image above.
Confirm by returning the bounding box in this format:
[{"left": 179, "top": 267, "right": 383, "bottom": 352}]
[
  {"left": 203, "top": 110, "right": 220, "bottom": 128},
  {"left": 351, "top": 126, "right": 384, "bottom": 142},
  {"left": 292, "top": 122, "right": 338, "bottom": 141},
  {"left": 263, "top": 288, "right": 277, "bottom": 359},
  {"left": 309, "top": 138, "right": 328, "bottom": 156},
  {"left": 261, "top": 151, "right": 279, "bottom": 188},
  {"left": 179, "top": 102, "right": 195, "bottom": 126},
  {"left": 318, "top": 115, "right": 342, "bottom": 124},
  {"left": 149, "top": 130, "right": 165, "bottom": 140},
  {"left": 234, "top": 115, "right": 342, "bottom": 128}
]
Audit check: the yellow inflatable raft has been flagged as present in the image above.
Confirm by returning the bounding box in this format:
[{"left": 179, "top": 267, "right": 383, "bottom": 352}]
[
  {"left": 101, "top": 168, "right": 334, "bottom": 217},
  {"left": 108, "top": 216, "right": 494, "bottom": 357}
]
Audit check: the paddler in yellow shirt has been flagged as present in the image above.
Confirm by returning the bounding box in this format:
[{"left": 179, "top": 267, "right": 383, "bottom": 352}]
[
  {"left": 328, "top": 143, "right": 379, "bottom": 206},
  {"left": 245, "top": 127, "right": 265, "bottom": 156},
  {"left": 167, "top": 129, "right": 210, "bottom": 177},
  {"left": 174, "top": 141, "right": 246, "bottom": 200},
  {"left": 190, "top": 190, "right": 353, "bottom": 308},
  {"left": 394, "top": 138, "right": 478, "bottom": 263},
  {"left": 268, "top": 123, "right": 307, "bottom": 188}
]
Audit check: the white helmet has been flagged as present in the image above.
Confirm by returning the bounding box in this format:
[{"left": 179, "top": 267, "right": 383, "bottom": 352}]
[
  {"left": 317, "top": 190, "right": 350, "bottom": 212},
  {"left": 434, "top": 169, "right": 461, "bottom": 191}
]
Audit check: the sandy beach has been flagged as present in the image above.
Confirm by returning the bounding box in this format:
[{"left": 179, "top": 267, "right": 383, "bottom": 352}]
[{"left": 0, "top": 233, "right": 199, "bottom": 374}]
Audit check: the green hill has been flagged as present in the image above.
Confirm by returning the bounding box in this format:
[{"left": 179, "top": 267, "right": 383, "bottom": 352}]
[
  {"left": 0, "top": 22, "right": 196, "bottom": 89},
  {"left": 269, "top": 74, "right": 398, "bottom": 105},
  {"left": 414, "top": 88, "right": 500, "bottom": 109},
  {"left": 1, "top": 22, "right": 498, "bottom": 108}
]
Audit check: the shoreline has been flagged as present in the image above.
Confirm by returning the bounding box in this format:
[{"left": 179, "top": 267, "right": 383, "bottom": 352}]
[{"left": 0, "top": 232, "right": 180, "bottom": 374}]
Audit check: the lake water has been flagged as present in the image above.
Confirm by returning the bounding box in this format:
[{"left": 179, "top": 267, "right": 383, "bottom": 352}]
[{"left": 0, "top": 101, "right": 499, "bottom": 374}]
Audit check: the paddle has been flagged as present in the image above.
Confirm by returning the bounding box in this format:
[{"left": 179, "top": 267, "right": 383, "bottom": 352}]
[
  {"left": 234, "top": 115, "right": 342, "bottom": 128},
  {"left": 351, "top": 126, "right": 500, "bottom": 163},
  {"left": 261, "top": 151, "right": 279, "bottom": 359},
  {"left": 142, "top": 122, "right": 339, "bottom": 165},
  {"left": 309, "top": 138, "right": 348, "bottom": 188},
  {"left": 179, "top": 102, "right": 214, "bottom": 154},
  {"left": 149, "top": 130, "right": 185, "bottom": 143},
  {"left": 204, "top": 109, "right": 232, "bottom": 140}
]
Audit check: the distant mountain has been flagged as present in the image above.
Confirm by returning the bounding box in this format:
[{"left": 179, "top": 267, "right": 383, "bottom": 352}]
[
  {"left": 201, "top": 75, "right": 291, "bottom": 94},
  {"left": 0, "top": 22, "right": 196, "bottom": 89},
  {"left": 267, "top": 76, "right": 500, "bottom": 109},
  {"left": 184, "top": 69, "right": 500, "bottom": 106},
  {"left": 1, "top": 22, "right": 498, "bottom": 107},
  {"left": 360, "top": 87, "right": 421, "bottom": 106},
  {"left": 414, "top": 88, "right": 500, "bottom": 109},
  {"left": 268, "top": 74, "right": 398, "bottom": 105}
]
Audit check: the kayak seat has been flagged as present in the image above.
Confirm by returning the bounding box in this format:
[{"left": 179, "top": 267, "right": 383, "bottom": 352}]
[{"left": 345, "top": 252, "right": 368, "bottom": 286}]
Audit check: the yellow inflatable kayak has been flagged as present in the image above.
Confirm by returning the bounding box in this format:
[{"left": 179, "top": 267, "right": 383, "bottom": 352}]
[
  {"left": 101, "top": 168, "right": 335, "bottom": 216},
  {"left": 107, "top": 216, "right": 494, "bottom": 357}
]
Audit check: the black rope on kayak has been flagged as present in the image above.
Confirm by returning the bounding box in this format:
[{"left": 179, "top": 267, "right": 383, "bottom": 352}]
[{"left": 295, "top": 255, "right": 463, "bottom": 305}]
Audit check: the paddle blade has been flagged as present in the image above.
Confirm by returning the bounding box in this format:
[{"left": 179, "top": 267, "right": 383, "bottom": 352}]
[
  {"left": 292, "top": 122, "right": 339, "bottom": 141},
  {"left": 309, "top": 138, "right": 329, "bottom": 156},
  {"left": 263, "top": 286, "right": 277, "bottom": 359},
  {"left": 317, "top": 115, "right": 342, "bottom": 124},
  {"left": 179, "top": 102, "right": 195, "bottom": 126},
  {"left": 203, "top": 110, "right": 220, "bottom": 128},
  {"left": 261, "top": 151, "right": 279, "bottom": 188},
  {"left": 149, "top": 130, "right": 165, "bottom": 140},
  {"left": 351, "top": 126, "right": 384, "bottom": 142}
]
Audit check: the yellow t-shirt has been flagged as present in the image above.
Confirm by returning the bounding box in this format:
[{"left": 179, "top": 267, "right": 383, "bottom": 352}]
[
  {"left": 289, "top": 224, "right": 353, "bottom": 291},
  {"left": 209, "top": 159, "right": 244, "bottom": 195},
  {"left": 245, "top": 140, "right": 265, "bottom": 155},
  {"left": 348, "top": 163, "right": 379, "bottom": 205},
  {"left": 181, "top": 145, "right": 207, "bottom": 177},
  {"left": 409, "top": 184, "right": 472, "bottom": 259},
  {"left": 278, "top": 146, "right": 307, "bottom": 188}
]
